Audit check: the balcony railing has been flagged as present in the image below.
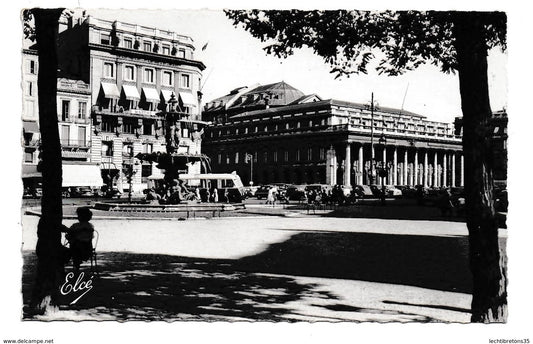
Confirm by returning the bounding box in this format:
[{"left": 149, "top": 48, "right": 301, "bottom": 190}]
[
  {"left": 60, "top": 139, "right": 91, "bottom": 148},
  {"left": 212, "top": 122, "right": 462, "bottom": 144},
  {"left": 59, "top": 116, "right": 91, "bottom": 124},
  {"left": 93, "top": 105, "right": 159, "bottom": 118}
]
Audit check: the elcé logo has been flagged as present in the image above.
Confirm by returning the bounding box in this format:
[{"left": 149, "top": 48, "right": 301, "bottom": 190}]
[{"left": 60, "top": 272, "right": 94, "bottom": 305}]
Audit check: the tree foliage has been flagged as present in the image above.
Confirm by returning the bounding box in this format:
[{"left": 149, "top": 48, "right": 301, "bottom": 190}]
[
  {"left": 226, "top": 9, "right": 508, "bottom": 323},
  {"left": 225, "top": 10, "right": 506, "bottom": 77}
]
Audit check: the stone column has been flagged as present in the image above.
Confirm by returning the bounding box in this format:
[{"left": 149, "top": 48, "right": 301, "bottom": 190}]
[
  {"left": 403, "top": 149, "right": 408, "bottom": 186},
  {"left": 393, "top": 146, "right": 398, "bottom": 185},
  {"left": 326, "top": 145, "right": 337, "bottom": 186},
  {"left": 344, "top": 143, "right": 351, "bottom": 186},
  {"left": 358, "top": 145, "right": 363, "bottom": 185},
  {"left": 442, "top": 152, "right": 448, "bottom": 186},
  {"left": 433, "top": 151, "right": 438, "bottom": 187},
  {"left": 382, "top": 146, "right": 387, "bottom": 185},
  {"left": 424, "top": 151, "right": 428, "bottom": 187},
  {"left": 460, "top": 154, "right": 464, "bottom": 187},
  {"left": 451, "top": 152, "right": 456, "bottom": 187},
  {"left": 413, "top": 150, "right": 418, "bottom": 186}
]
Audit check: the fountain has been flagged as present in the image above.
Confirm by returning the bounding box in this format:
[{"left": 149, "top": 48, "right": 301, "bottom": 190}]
[{"left": 94, "top": 93, "right": 244, "bottom": 216}]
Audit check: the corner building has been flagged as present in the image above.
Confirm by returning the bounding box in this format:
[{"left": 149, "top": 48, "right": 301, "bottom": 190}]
[
  {"left": 203, "top": 82, "right": 464, "bottom": 187},
  {"left": 54, "top": 15, "right": 206, "bottom": 192}
]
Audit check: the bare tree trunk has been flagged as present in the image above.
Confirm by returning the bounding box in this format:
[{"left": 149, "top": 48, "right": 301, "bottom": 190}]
[
  {"left": 28, "top": 8, "right": 66, "bottom": 314},
  {"left": 453, "top": 13, "right": 507, "bottom": 323}
]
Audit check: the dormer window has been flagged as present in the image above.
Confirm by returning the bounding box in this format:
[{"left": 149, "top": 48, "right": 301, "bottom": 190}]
[
  {"left": 124, "top": 38, "right": 133, "bottom": 49},
  {"left": 100, "top": 33, "right": 110, "bottom": 45},
  {"left": 143, "top": 41, "right": 152, "bottom": 52}
]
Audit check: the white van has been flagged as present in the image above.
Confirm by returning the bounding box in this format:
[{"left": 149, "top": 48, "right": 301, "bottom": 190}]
[{"left": 178, "top": 171, "right": 245, "bottom": 203}]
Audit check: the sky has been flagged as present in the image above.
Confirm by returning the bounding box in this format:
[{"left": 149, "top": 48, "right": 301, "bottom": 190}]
[{"left": 87, "top": 9, "right": 507, "bottom": 124}]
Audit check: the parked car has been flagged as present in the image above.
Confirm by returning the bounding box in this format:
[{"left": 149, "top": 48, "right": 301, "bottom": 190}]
[
  {"left": 369, "top": 184, "right": 384, "bottom": 197},
  {"left": 243, "top": 186, "right": 259, "bottom": 198},
  {"left": 385, "top": 185, "right": 402, "bottom": 197},
  {"left": 286, "top": 185, "right": 306, "bottom": 201},
  {"left": 305, "top": 184, "right": 333, "bottom": 194},
  {"left": 353, "top": 185, "right": 374, "bottom": 198},
  {"left": 254, "top": 185, "right": 271, "bottom": 200}
]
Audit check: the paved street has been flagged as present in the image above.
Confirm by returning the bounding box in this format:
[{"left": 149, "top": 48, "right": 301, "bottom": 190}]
[{"left": 21, "top": 212, "right": 507, "bottom": 322}]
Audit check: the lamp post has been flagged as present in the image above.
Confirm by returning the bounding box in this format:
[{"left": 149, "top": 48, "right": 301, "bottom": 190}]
[
  {"left": 245, "top": 153, "right": 254, "bottom": 185},
  {"left": 365, "top": 92, "right": 379, "bottom": 185},
  {"left": 377, "top": 134, "right": 388, "bottom": 205}
]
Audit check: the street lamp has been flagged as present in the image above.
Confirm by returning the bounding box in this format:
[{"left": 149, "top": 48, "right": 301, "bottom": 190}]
[
  {"left": 245, "top": 152, "right": 254, "bottom": 186},
  {"left": 365, "top": 92, "right": 379, "bottom": 185}
]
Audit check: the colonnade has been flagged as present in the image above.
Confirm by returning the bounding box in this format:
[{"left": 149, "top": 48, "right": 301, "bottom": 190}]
[{"left": 327, "top": 143, "right": 464, "bottom": 187}]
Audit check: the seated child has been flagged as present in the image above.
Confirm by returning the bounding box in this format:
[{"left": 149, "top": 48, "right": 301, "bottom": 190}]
[{"left": 65, "top": 207, "right": 95, "bottom": 271}]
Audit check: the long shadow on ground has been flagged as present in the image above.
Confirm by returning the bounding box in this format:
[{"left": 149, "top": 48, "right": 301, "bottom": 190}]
[
  {"left": 234, "top": 231, "right": 474, "bottom": 294},
  {"left": 22, "top": 252, "right": 335, "bottom": 321},
  {"left": 22, "top": 230, "right": 502, "bottom": 321}
]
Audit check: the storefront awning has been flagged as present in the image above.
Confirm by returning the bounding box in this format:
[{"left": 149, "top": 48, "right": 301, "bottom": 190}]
[
  {"left": 62, "top": 163, "right": 103, "bottom": 187},
  {"left": 160, "top": 89, "right": 174, "bottom": 102},
  {"left": 22, "top": 121, "right": 39, "bottom": 133},
  {"left": 21, "top": 164, "right": 41, "bottom": 179},
  {"left": 122, "top": 85, "right": 140, "bottom": 100},
  {"left": 142, "top": 87, "right": 160, "bottom": 102},
  {"left": 101, "top": 82, "right": 120, "bottom": 99},
  {"left": 179, "top": 92, "right": 197, "bottom": 106}
]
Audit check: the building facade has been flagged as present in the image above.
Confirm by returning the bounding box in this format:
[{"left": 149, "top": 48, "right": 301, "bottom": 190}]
[
  {"left": 22, "top": 13, "right": 207, "bottom": 193},
  {"left": 454, "top": 110, "right": 507, "bottom": 185},
  {"left": 203, "top": 82, "right": 464, "bottom": 187}
]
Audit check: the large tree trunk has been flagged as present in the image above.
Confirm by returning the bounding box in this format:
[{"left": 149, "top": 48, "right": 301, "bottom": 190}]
[
  {"left": 453, "top": 13, "right": 507, "bottom": 322},
  {"left": 28, "top": 8, "right": 66, "bottom": 314}
]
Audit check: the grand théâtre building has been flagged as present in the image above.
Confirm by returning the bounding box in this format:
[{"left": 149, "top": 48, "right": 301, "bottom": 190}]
[{"left": 202, "top": 81, "right": 464, "bottom": 187}]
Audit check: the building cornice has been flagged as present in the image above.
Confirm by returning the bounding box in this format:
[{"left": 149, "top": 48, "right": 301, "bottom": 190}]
[{"left": 88, "top": 43, "right": 206, "bottom": 71}]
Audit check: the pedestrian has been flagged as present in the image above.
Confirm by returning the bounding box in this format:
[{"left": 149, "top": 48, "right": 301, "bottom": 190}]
[
  {"left": 64, "top": 207, "right": 95, "bottom": 272},
  {"left": 224, "top": 188, "right": 230, "bottom": 203},
  {"left": 266, "top": 187, "right": 275, "bottom": 205}
]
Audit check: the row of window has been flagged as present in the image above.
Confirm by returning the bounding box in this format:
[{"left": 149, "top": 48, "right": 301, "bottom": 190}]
[
  {"left": 217, "top": 148, "right": 326, "bottom": 165},
  {"left": 61, "top": 100, "right": 88, "bottom": 121},
  {"left": 211, "top": 119, "right": 328, "bottom": 138},
  {"left": 101, "top": 141, "right": 154, "bottom": 157},
  {"left": 100, "top": 32, "right": 189, "bottom": 59},
  {"left": 103, "top": 62, "right": 191, "bottom": 88},
  {"left": 100, "top": 118, "right": 192, "bottom": 138},
  {"left": 349, "top": 118, "right": 449, "bottom": 134}
]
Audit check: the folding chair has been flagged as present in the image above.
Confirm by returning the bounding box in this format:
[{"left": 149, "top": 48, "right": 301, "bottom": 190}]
[
  {"left": 62, "top": 230, "right": 99, "bottom": 275},
  {"left": 90, "top": 230, "right": 99, "bottom": 274}
]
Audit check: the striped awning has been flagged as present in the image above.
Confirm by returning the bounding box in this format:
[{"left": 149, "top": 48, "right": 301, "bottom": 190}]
[
  {"left": 101, "top": 82, "right": 120, "bottom": 98},
  {"left": 142, "top": 87, "right": 160, "bottom": 102},
  {"left": 161, "top": 89, "right": 174, "bottom": 102},
  {"left": 22, "top": 121, "right": 39, "bottom": 133},
  {"left": 179, "top": 92, "right": 197, "bottom": 106},
  {"left": 21, "top": 164, "right": 41, "bottom": 179},
  {"left": 122, "top": 85, "right": 140, "bottom": 100}
]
